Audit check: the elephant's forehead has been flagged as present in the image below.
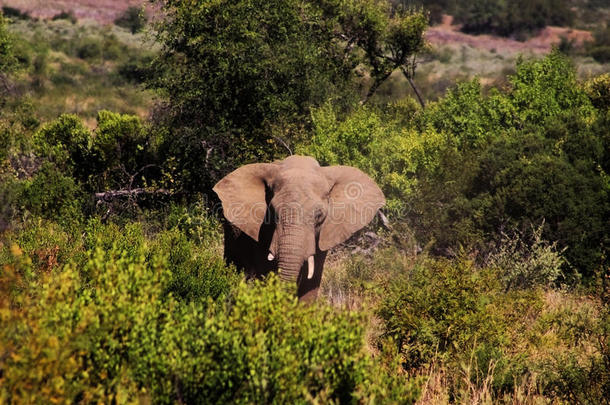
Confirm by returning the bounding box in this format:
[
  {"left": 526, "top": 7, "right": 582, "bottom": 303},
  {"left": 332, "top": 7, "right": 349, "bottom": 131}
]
[
  {"left": 275, "top": 169, "right": 330, "bottom": 196},
  {"left": 280, "top": 155, "right": 320, "bottom": 169}
]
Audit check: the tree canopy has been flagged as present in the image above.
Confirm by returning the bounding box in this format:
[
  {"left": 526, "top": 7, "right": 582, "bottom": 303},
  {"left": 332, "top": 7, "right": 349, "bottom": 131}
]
[{"left": 151, "top": 0, "right": 427, "bottom": 192}]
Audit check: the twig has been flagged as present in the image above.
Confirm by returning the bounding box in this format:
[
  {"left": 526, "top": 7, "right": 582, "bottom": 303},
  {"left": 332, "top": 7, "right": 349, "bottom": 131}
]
[
  {"left": 94, "top": 188, "right": 171, "bottom": 201},
  {"left": 272, "top": 135, "right": 293, "bottom": 155}
]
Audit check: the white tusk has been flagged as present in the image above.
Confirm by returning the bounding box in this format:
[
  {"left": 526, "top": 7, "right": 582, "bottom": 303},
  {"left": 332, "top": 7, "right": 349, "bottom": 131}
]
[
  {"left": 268, "top": 252, "right": 275, "bottom": 261},
  {"left": 307, "top": 256, "right": 315, "bottom": 279}
]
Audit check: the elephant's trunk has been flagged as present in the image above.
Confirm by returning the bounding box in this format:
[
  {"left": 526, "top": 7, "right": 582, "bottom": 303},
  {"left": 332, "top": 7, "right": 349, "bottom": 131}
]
[{"left": 277, "top": 225, "right": 306, "bottom": 283}]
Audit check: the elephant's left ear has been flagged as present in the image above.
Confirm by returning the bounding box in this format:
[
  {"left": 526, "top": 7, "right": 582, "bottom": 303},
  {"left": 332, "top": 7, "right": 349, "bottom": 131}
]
[{"left": 318, "top": 166, "right": 385, "bottom": 251}]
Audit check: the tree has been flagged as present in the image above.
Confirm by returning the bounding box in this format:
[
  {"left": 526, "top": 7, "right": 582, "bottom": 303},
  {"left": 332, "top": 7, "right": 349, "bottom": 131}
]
[
  {"left": 114, "top": 6, "right": 147, "bottom": 34},
  {"left": 150, "top": 0, "right": 427, "bottom": 193}
]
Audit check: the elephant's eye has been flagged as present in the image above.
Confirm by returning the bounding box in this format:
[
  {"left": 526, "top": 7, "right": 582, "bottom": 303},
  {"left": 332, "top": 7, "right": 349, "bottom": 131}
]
[{"left": 314, "top": 208, "right": 326, "bottom": 224}]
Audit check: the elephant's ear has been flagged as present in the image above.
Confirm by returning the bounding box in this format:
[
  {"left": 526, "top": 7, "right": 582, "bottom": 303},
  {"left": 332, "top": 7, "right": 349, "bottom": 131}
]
[
  {"left": 213, "top": 163, "right": 277, "bottom": 241},
  {"left": 318, "top": 166, "right": 385, "bottom": 251}
]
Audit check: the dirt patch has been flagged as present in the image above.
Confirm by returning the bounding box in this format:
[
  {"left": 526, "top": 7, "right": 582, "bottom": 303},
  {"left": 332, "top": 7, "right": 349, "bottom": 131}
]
[
  {"left": 0, "top": 0, "right": 150, "bottom": 24},
  {"left": 427, "top": 15, "right": 593, "bottom": 54}
]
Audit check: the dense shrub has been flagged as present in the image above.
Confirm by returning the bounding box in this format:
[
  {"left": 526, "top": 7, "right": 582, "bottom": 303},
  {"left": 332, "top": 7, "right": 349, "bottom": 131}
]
[
  {"left": 0, "top": 11, "right": 16, "bottom": 76},
  {"left": 151, "top": 0, "right": 426, "bottom": 193},
  {"left": 34, "top": 114, "right": 90, "bottom": 177},
  {"left": 300, "top": 100, "right": 440, "bottom": 216},
  {"left": 0, "top": 238, "right": 420, "bottom": 403},
  {"left": 118, "top": 52, "right": 156, "bottom": 83},
  {"left": 486, "top": 223, "right": 565, "bottom": 290},
  {"left": 373, "top": 250, "right": 606, "bottom": 401},
  {"left": 588, "top": 25, "right": 610, "bottom": 63},
  {"left": 413, "top": 52, "right": 606, "bottom": 277},
  {"left": 584, "top": 73, "right": 610, "bottom": 111},
  {"left": 51, "top": 10, "right": 77, "bottom": 24},
  {"left": 378, "top": 258, "right": 507, "bottom": 370},
  {"left": 114, "top": 6, "right": 147, "bottom": 34},
  {"left": 33, "top": 111, "right": 156, "bottom": 193},
  {"left": 16, "top": 162, "right": 85, "bottom": 223},
  {"left": 302, "top": 52, "right": 607, "bottom": 278}
]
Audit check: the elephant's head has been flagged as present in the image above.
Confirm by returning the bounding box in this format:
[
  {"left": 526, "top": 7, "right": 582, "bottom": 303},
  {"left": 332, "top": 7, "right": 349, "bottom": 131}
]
[{"left": 213, "top": 155, "right": 385, "bottom": 284}]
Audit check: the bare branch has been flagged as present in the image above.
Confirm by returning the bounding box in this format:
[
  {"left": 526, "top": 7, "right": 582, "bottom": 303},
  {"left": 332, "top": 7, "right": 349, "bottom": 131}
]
[
  {"left": 94, "top": 188, "right": 171, "bottom": 202},
  {"left": 272, "top": 135, "right": 293, "bottom": 155}
]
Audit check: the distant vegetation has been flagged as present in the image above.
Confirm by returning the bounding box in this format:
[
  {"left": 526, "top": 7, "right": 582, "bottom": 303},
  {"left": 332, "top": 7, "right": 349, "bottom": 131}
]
[
  {"left": 1, "top": 1, "right": 609, "bottom": 403},
  {"left": 402, "top": 0, "right": 609, "bottom": 39},
  {"left": 114, "top": 6, "right": 147, "bottom": 34}
]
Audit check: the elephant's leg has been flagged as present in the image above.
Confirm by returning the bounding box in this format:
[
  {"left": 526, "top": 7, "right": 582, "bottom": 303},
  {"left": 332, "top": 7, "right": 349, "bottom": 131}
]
[{"left": 297, "top": 251, "right": 327, "bottom": 302}]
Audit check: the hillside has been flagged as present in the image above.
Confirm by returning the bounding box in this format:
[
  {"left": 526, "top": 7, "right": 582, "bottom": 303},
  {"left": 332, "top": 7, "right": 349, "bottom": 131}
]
[
  {"left": 0, "top": 0, "right": 148, "bottom": 23},
  {"left": 0, "top": 0, "right": 597, "bottom": 53}
]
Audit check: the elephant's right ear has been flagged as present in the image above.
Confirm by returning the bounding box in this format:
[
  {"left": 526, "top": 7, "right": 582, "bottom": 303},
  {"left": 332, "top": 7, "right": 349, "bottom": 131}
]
[{"left": 213, "top": 163, "right": 277, "bottom": 242}]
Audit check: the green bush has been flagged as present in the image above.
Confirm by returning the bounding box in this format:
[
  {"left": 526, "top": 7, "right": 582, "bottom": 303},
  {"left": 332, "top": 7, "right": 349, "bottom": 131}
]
[
  {"left": 588, "top": 25, "right": 610, "bottom": 63},
  {"left": 378, "top": 258, "right": 507, "bottom": 370},
  {"left": 537, "top": 301, "right": 610, "bottom": 403},
  {"left": 0, "top": 11, "right": 17, "bottom": 75},
  {"left": 300, "top": 101, "right": 442, "bottom": 216},
  {"left": 0, "top": 239, "right": 420, "bottom": 403},
  {"left": 411, "top": 52, "right": 606, "bottom": 277},
  {"left": 34, "top": 114, "right": 90, "bottom": 176},
  {"left": 76, "top": 37, "right": 103, "bottom": 60},
  {"left": 17, "top": 162, "right": 85, "bottom": 223},
  {"left": 0, "top": 242, "right": 170, "bottom": 403},
  {"left": 51, "top": 10, "right": 77, "bottom": 24},
  {"left": 114, "top": 6, "right": 147, "bottom": 34},
  {"left": 32, "top": 112, "right": 156, "bottom": 194},
  {"left": 90, "top": 110, "right": 150, "bottom": 190},
  {"left": 584, "top": 73, "right": 610, "bottom": 111},
  {"left": 374, "top": 252, "right": 606, "bottom": 401},
  {"left": 486, "top": 223, "right": 565, "bottom": 290}
]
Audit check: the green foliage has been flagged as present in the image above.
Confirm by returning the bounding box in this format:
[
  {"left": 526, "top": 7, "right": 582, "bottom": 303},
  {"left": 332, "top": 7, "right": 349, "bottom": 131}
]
[
  {"left": 378, "top": 258, "right": 507, "bottom": 370},
  {"left": 117, "top": 52, "right": 156, "bottom": 84},
  {"left": 584, "top": 73, "right": 610, "bottom": 110},
  {"left": 32, "top": 112, "right": 156, "bottom": 193},
  {"left": 34, "top": 114, "right": 90, "bottom": 176},
  {"left": 372, "top": 250, "right": 606, "bottom": 401},
  {"left": 0, "top": 12, "right": 16, "bottom": 75},
  {"left": 0, "top": 228, "right": 419, "bottom": 403},
  {"left": 537, "top": 302, "right": 610, "bottom": 403},
  {"left": 588, "top": 25, "right": 610, "bottom": 63},
  {"left": 508, "top": 52, "right": 594, "bottom": 123},
  {"left": 0, "top": 242, "right": 170, "bottom": 403},
  {"left": 300, "top": 100, "right": 441, "bottom": 215},
  {"left": 302, "top": 51, "right": 607, "bottom": 278},
  {"left": 151, "top": 0, "right": 427, "bottom": 192},
  {"left": 141, "top": 276, "right": 420, "bottom": 403},
  {"left": 486, "top": 222, "right": 565, "bottom": 290},
  {"left": 151, "top": 0, "right": 351, "bottom": 190},
  {"left": 413, "top": 52, "right": 607, "bottom": 277},
  {"left": 114, "top": 6, "right": 147, "bottom": 34},
  {"left": 17, "top": 162, "right": 85, "bottom": 223},
  {"left": 90, "top": 110, "right": 150, "bottom": 190}
]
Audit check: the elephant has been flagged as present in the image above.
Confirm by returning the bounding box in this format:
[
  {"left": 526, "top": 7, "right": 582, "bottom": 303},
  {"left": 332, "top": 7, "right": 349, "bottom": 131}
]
[{"left": 213, "top": 155, "right": 385, "bottom": 301}]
